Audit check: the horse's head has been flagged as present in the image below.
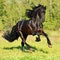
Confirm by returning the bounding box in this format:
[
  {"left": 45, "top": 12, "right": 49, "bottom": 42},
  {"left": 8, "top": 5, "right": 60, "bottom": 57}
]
[
  {"left": 26, "top": 4, "right": 46, "bottom": 23},
  {"left": 34, "top": 4, "right": 46, "bottom": 23}
]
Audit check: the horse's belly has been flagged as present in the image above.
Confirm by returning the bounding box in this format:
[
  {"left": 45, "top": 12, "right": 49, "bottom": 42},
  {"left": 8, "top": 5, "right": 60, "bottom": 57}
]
[{"left": 22, "top": 25, "right": 32, "bottom": 35}]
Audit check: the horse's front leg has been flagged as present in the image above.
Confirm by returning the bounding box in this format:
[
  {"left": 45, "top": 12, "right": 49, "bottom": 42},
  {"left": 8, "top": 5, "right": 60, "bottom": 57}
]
[{"left": 42, "top": 31, "right": 52, "bottom": 48}]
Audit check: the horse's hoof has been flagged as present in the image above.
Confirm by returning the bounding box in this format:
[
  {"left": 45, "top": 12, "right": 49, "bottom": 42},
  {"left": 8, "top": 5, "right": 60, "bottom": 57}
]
[
  {"left": 35, "top": 40, "right": 40, "bottom": 42},
  {"left": 29, "top": 48, "right": 33, "bottom": 51},
  {"left": 48, "top": 45, "right": 52, "bottom": 48},
  {"left": 35, "top": 37, "right": 41, "bottom": 42},
  {"left": 21, "top": 48, "right": 25, "bottom": 51}
]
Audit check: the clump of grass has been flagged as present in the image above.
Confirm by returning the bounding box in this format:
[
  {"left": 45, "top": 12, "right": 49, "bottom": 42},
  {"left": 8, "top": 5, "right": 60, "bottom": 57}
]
[{"left": 0, "top": 30, "right": 60, "bottom": 60}]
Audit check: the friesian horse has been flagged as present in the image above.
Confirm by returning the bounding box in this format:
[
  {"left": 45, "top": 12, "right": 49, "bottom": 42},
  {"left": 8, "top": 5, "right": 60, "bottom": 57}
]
[{"left": 3, "top": 4, "right": 52, "bottom": 51}]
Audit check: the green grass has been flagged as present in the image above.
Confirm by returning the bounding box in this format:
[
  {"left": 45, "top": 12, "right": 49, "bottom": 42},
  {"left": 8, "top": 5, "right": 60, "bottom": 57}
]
[{"left": 0, "top": 30, "right": 60, "bottom": 60}]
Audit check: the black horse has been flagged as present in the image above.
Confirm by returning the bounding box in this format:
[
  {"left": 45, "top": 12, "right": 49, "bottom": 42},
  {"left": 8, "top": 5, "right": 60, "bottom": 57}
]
[{"left": 3, "top": 4, "right": 52, "bottom": 51}]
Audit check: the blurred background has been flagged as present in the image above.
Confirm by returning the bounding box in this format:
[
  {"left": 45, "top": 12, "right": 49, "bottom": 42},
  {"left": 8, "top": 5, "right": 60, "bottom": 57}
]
[
  {"left": 0, "top": 0, "right": 60, "bottom": 60},
  {"left": 0, "top": 0, "right": 60, "bottom": 31}
]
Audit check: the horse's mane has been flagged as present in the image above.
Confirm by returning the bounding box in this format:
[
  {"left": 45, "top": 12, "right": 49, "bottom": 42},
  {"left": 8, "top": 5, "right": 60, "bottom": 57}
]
[{"left": 26, "top": 4, "right": 45, "bottom": 19}]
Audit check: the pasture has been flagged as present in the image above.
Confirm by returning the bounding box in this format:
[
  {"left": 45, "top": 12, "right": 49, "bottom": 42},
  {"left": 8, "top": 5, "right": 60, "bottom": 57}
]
[{"left": 0, "top": 30, "right": 60, "bottom": 60}]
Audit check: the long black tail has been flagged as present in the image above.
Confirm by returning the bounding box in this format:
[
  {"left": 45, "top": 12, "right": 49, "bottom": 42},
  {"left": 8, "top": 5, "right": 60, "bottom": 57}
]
[{"left": 2, "top": 25, "right": 19, "bottom": 42}]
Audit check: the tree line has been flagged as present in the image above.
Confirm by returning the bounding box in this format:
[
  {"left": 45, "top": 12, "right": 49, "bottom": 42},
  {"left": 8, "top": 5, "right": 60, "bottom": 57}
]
[{"left": 0, "top": 0, "right": 60, "bottom": 31}]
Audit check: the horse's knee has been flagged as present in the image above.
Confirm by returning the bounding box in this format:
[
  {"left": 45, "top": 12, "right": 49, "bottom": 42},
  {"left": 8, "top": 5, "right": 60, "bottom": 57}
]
[{"left": 43, "top": 32, "right": 48, "bottom": 37}]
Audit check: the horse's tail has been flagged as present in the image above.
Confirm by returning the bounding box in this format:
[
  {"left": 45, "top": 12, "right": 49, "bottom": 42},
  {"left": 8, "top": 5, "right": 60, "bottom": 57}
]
[{"left": 2, "top": 24, "right": 19, "bottom": 42}]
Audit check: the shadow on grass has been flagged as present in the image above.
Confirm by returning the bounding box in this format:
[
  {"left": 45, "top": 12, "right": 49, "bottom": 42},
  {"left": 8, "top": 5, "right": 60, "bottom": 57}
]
[
  {"left": 3, "top": 46, "right": 21, "bottom": 50},
  {"left": 40, "top": 49, "right": 48, "bottom": 54},
  {"left": 3, "top": 46, "right": 38, "bottom": 52},
  {"left": 3, "top": 46, "right": 48, "bottom": 54}
]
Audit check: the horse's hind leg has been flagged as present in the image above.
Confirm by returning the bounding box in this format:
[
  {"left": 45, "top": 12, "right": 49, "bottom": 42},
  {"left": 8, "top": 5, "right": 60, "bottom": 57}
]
[
  {"left": 42, "top": 31, "right": 52, "bottom": 48},
  {"left": 20, "top": 32, "right": 32, "bottom": 51},
  {"left": 23, "top": 35, "right": 33, "bottom": 51},
  {"left": 19, "top": 31, "right": 26, "bottom": 51},
  {"left": 21, "top": 41, "right": 24, "bottom": 51}
]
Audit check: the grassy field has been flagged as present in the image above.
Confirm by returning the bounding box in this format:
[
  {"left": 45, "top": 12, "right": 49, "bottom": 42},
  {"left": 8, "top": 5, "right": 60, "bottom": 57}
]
[{"left": 0, "top": 30, "right": 60, "bottom": 60}]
